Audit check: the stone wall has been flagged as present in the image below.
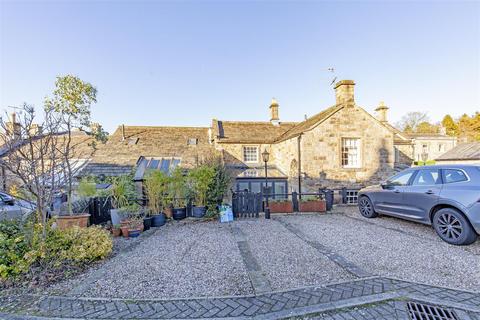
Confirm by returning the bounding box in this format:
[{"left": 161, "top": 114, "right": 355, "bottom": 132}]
[
  {"left": 394, "top": 143, "right": 414, "bottom": 168},
  {"left": 272, "top": 105, "right": 396, "bottom": 191}
]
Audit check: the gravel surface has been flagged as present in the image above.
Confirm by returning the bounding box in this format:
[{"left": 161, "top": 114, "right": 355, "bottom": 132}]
[
  {"left": 54, "top": 220, "right": 253, "bottom": 299},
  {"left": 281, "top": 210, "right": 480, "bottom": 291},
  {"left": 236, "top": 219, "right": 354, "bottom": 290},
  {"left": 44, "top": 208, "right": 480, "bottom": 299}
]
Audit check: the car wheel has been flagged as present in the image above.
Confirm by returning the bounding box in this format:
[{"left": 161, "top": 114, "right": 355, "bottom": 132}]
[
  {"left": 433, "top": 208, "right": 477, "bottom": 245},
  {"left": 358, "top": 196, "right": 378, "bottom": 218}
]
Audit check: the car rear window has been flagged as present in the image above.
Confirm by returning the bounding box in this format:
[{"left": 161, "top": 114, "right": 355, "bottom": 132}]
[{"left": 443, "top": 169, "right": 468, "bottom": 184}]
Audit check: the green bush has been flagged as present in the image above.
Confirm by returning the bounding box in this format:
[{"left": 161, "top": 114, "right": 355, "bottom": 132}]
[
  {"left": 0, "top": 221, "right": 31, "bottom": 278},
  {"left": 0, "top": 221, "right": 112, "bottom": 280},
  {"left": 77, "top": 178, "right": 97, "bottom": 198}
]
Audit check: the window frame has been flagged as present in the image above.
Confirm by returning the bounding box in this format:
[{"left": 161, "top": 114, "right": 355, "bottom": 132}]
[
  {"left": 441, "top": 168, "right": 470, "bottom": 184},
  {"left": 411, "top": 168, "right": 442, "bottom": 186},
  {"left": 386, "top": 170, "right": 416, "bottom": 187},
  {"left": 341, "top": 137, "right": 362, "bottom": 169},
  {"left": 243, "top": 145, "right": 260, "bottom": 163}
]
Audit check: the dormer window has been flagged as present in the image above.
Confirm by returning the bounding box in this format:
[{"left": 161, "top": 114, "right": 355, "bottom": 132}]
[{"left": 243, "top": 146, "right": 259, "bottom": 163}]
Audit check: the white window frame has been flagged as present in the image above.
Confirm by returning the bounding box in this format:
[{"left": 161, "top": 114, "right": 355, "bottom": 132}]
[
  {"left": 341, "top": 138, "right": 361, "bottom": 168},
  {"left": 243, "top": 146, "right": 259, "bottom": 163}
]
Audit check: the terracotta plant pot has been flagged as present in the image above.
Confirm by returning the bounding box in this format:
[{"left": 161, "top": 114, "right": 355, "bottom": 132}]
[
  {"left": 112, "top": 228, "right": 122, "bottom": 237},
  {"left": 269, "top": 201, "right": 293, "bottom": 213},
  {"left": 120, "top": 226, "right": 129, "bottom": 238},
  {"left": 164, "top": 207, "right": 173, "bottom": 219},
  {"left": 299, "top": 200, "right": 326, "bottom": 213},
  {"left": 56, "top": 214, "right": 91, "bottom": 230}
]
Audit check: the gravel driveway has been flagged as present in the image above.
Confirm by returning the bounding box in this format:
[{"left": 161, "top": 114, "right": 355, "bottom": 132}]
[
  {"left": 281, "top": 207, "right": 480, "bottom": 291},
  {"left": 46, "top": 207, "right": 479, "bottom": 299}
]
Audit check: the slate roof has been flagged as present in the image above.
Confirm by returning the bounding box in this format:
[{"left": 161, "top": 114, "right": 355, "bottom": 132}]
[
  {"left": 274, "top": 105, "right": 342, "bottom": 142},
  {"left": 212, "top": 120, "right": 297, "bottom": 144},
  {"left": 213, "top": 103, "right": 408, "bottom": 144},
  {"left": 80, "top": 125, "right": 216, "bottom": 177},
  {"left": 0, "top": 131, "right": 97, "bottom": 159},
  {"left": 436, "top": 142, "right": 480, "bottom": 161},
  {"left": 406, "top": 133, "right": 455, "bottom": 139}
]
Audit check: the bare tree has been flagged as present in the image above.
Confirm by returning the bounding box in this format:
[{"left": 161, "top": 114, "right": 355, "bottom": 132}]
[
  {"left": 396, "top": 112, "right": 430, "bottom": 132},
  {"left": 0, "top": 104, "right": 63, "bottom": 237}
]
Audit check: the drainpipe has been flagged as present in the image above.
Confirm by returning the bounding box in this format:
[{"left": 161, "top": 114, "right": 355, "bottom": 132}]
[{"left": 297, "top": 134, "right": 302, "bottom": 198}]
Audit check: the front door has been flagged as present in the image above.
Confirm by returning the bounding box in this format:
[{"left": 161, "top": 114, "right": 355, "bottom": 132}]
[
  {"left": 403, "top": 168, "right": 442, "bottom": 223},
  {"left": 374, "top": 170, "right": 415, "bottom": 215}
]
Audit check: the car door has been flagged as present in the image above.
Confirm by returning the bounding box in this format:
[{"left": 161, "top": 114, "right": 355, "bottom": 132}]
[
  {"left": 403, "top": 168, "right": 442, "bottom": 223},
  {"left": 374, "top": 170, "right": 415, "bottom": 215}
]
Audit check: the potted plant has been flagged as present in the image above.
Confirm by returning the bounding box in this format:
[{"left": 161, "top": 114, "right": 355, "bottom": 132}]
[
  {"left": 170, "top": 168, "right": 187, "bottom": 220},
  {"left": 144, "top": 171, "right": 170, "bottom": 227},
  {"left": 127, "top": 216, "right": 143, "bottom": 238},
  {"left": 298, "top": 195, "right": 326, "bottom": 213},
  {"left": 269, "top": 199, "right": 294, "bottom": 213},
  {"left": 188, "top": 165, "right": 215, "bottom": 218},
  {"left": 112, "top": 224, "right": 122, "bottom": 237},
  {"left": 109, "top": 175, "right": 136, "bottom": 225},
  {"left": 56, "top": 178, "right": 94, "bottom": 230}
]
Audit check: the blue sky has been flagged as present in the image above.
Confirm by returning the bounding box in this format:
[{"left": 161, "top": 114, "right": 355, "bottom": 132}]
[{"left": 1, "top": 1, "right": 479, "bottom": 133}]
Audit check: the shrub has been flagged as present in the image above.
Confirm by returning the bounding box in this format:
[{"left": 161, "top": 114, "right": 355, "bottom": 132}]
[
  {"left": 48, "top": 226, "right": 112, "bottom": 263},
  {"left": 78, "top": 178, "right": 97, "bottom": 198},
  {"left": 144, "top": 170, "right": 171, "bottom": 215},
  {"left": 0, "top": 221, "right": 31, "bottom": 278},
  {"left": 204, "top": 158, "right": 231, "bottom": 214},
  {"left": 188, "top": 165, "right": 215, "bottom": 207},
  {"left": 0, "top": 221, "right": 112, "bottom": 280}
]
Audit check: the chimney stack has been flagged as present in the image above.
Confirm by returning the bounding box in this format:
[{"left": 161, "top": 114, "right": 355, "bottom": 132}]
[
  {"left": 6, "top": 112, "right": 21, "bottom": 139},
  {"left": 334, "top": 80, "right": 355, "bottom": 105},
  {"left": 270, "top": 98, "right": 280, "bottom": 125},
  {"left": 29, "top": 124, "right": 42, "bottom": 136},
  {"left": 375, "top": 101, "right": 389, "bottom": 123}
]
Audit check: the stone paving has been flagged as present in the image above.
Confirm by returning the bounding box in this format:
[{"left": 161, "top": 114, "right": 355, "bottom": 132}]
[{"left": 0, "top": 277, "right": 479, "bottom": 319}]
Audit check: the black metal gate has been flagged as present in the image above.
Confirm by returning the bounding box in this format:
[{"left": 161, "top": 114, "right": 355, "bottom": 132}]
[
  {"left": 232, "top": 191, "right": 262, "bottom": 218},
  {"left": 88, "top": 197, "right": 112, "bottom": 225}
]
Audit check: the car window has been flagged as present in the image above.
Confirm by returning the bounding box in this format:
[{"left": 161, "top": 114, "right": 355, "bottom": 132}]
[
  {"left": 412, "top": 169, "right": 440, "bottom": 186},
  {"left": 387, "top": 171, "right": 414, "bottom": 186},
  {"left": 443, "top": 169, "right": 468, "bottom": 184}
]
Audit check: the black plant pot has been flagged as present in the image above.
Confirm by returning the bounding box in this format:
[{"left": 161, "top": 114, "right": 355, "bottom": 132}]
[
  {"left": 172, "top": 207, "right": 187, "bottom": 220},
  {"left": 192, "top": 206, "right": 207, "bottom": 218},
  {"left": 143, "top": 217, "right": 152, "bottom": 231},
  {"left": 151, "top": 213, "right": 166, "bottom": 227}
]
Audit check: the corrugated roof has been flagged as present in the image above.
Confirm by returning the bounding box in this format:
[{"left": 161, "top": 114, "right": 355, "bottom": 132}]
[
  {"left": 436, "top": 142, "right": 480, "bottom": 161},
  {"left": 212, "top": 120, "right": 297, "bottom": 143}
]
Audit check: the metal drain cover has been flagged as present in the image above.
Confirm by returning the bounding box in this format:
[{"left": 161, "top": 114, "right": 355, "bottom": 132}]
[{"left": 407, "top": 301, "right": 459, "bottom": 320}]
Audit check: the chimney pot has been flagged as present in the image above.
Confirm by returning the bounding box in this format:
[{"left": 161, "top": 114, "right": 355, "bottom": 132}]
[
  {"left": 375, "top": 101, "right": 389, "bottom": 122},
  {"left": 334, "top": 80, "right": 355, "bottom": 105},
  {"left": 270, "top": 98, "right": 280, "bottom": 125}
]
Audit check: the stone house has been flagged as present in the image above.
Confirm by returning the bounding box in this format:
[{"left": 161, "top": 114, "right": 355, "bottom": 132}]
[
  {"left": 5, "top": 79, "right": 446, "bottom": 201},
  {"left": 406, "top": 133, "right": 457, "bottom": 163},
  {"left": 212, "top": 80, "right": 413, "bottom": 195}
]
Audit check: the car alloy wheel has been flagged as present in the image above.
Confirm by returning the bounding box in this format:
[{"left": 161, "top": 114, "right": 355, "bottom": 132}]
[
  {"left": 433, "top": 208, "right": 477, "bottom": 245},
  {"left": 358, "top": 197, "right": 377, "bottom": 218},
  {"left": 436, "top": 212, "right": 463, "bottom": 241}
]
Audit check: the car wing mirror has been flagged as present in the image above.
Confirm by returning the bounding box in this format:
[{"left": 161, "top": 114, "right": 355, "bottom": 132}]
[{"left": 381, "top": 182, "right": 391, "bottom": 189}]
